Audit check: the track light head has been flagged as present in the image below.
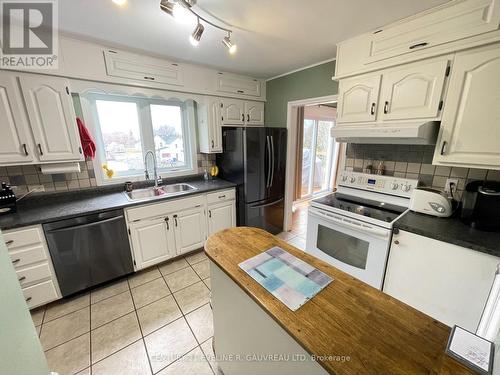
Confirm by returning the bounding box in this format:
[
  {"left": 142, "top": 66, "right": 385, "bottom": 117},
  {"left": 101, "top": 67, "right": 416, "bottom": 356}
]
[
  {"left": 190, "top": 21, "right": 204, "bottom": 46},
  {"left": 159, "top": 0, "right": 174, "bottom": 16},
  {"left": 222, "top": 35, "right": 237, "bottom": 55}
]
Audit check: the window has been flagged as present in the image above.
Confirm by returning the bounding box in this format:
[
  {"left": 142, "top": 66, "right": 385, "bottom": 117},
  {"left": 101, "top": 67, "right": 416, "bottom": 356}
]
[{"left": 85, "top": 93, "right": 196, "bottom": 184}]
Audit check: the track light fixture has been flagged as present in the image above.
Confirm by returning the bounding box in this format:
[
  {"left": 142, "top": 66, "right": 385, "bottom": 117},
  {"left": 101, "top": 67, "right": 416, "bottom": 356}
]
[
  {"left": 159, "top": 0, "right": 237, "bottom": 54},
  {"left": 190, "top": 20, "right": 204, "bottom": 46}
]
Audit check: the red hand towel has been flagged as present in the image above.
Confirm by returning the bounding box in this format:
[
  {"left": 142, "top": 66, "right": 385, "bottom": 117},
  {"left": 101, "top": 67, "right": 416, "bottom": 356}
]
[{"left": 77, "top": 118, "right": 96, "bottom": 159}]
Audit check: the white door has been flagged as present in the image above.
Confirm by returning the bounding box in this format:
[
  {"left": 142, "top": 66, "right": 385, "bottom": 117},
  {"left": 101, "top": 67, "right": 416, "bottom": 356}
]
[
  {"left": 19, "top": 74, "right": 82, "bottom": 162},
  {"left": 173, "top": 207, "right": 207, "bottom": 255},
  {"left": 433, "top": 43, "right": 500, "bottom": 169},
  {"left": 0, "top": 72, "right": 33, "bottom": 165},
  {"left": 129, "top": 216, "right": 175, "bottom": 270},
  {"left": 245, "top": 101, "right": 264, "bottom": 126},
  {"left": 221, "top": 98, "right": 245, "bottom": 126},
  {"left": 384, "top": 230, "right": 499, "bottom": 331},
  {"left": 379, "top": 58, "right": 449, "bottom": 121},
  {"left": 337, "top": 74, "right": 381, "bottom": 123},
  {"left": 208, "top": 201, "right": 236, "bottom": 236},
  {"left": 209, "top": 98, "right": 223, "bottom": 152}
]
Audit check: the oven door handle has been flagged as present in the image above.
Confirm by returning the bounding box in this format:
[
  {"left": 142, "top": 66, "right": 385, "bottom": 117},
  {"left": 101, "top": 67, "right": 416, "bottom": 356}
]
[{"left": 309, "top": 208, "right": 389, "bottom": 238}]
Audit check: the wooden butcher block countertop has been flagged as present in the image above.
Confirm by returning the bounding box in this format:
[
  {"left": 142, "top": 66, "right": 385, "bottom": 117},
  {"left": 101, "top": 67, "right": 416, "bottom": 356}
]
[{"left": 204, "top": 227, "right": 477, "bottom": 375}]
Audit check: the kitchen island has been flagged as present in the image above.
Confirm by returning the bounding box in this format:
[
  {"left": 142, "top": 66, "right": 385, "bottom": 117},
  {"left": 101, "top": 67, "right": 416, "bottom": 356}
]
[{"left": 205, "top": 227, "right": 477, "bottom": 375}]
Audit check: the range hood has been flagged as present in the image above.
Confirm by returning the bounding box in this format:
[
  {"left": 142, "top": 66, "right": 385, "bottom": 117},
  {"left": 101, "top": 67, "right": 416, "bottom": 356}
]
[{"left": 331, "top": 121, "right": 439, "bottom": 145}]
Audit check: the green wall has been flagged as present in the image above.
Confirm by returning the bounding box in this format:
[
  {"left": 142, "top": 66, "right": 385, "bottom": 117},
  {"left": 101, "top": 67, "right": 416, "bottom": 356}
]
[{"left": 265, "top": 61, "right": 338, "bottom": 127}]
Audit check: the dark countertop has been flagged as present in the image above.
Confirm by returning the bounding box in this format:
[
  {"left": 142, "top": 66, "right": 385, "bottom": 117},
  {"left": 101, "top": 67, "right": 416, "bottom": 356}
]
[
  {"left": 395, "top": 211, "right": 500, "bottom": 257},
  {"left": 0, "top": 177, "right": 236, "bottom": 230}
]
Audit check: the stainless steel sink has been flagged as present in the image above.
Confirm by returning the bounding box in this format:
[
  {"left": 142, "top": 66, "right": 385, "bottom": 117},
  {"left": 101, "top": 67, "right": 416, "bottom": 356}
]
[{"left": 124, "top": 183, "right": 197, "bottom": 201}]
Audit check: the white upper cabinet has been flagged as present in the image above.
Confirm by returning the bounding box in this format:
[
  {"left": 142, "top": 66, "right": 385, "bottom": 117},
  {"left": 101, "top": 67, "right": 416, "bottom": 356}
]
[
  {"left": 129, "top": 216, "right": 176, "bottom": 270},
  {"left": 0, "top": 72, "right": 33, "bottom": 164},
  {"left": 367, "top": 0, "right": 500, "bottom": 64},
  {"left": 198, "top": 98, "right": 223, "bottom": 153},
  {"left": 173, "top": 206, "right": 207, "bottom": 255},
  {"left": 104, "top": 49, "right": 184, "bottom": 87},
  {"left": 19, "top": 74, "right": 83, "bottom": 162},
  {"left": 337, "top": 73, "right": 381, "bottom": 123},
  {"left": 244, "top": 101, "right": 265, "bottom": 126},
  {"left": 216, "top": 72, "right": 261, "bottom": 97},
  {"left": 379, "top": 58, "right": 449, "bottom": 121},
  {"left": 433, "top": 42, "right": 500, "bottom": 169},
  {"left": 221, "top": 98, "right": 246, "bottom": 126}
]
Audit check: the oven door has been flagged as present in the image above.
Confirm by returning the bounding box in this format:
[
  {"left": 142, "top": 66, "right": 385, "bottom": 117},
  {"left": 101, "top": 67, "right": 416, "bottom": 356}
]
[{"left": 305, "top": 207, "right": 391, "bottom": 289}]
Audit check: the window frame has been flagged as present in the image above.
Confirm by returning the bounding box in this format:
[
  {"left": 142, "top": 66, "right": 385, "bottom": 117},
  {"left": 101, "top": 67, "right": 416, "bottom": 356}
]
[{"left": 83, "top": 92, "right": 197, "bottom": 185}]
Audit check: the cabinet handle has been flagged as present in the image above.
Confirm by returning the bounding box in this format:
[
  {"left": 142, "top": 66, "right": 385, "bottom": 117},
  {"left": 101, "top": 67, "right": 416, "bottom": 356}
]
[
  {"left": 25, "top": 297, "right": 32, "bottom": 303},
  {"left": 237, "top": 90, "right": 244, "bottom": 93},
  {"left": 241, "top": 114, "right": 245, "bottom": 122},
  {"left": 383, "top": 101, "right": 389, "bottom": 114},
  {"left": 37, "top": 144, "right": 43, "bottom": 156},
  {"left": 173, "top": 215, "right": 178, "bottom": 227},
  {"left": 218, "top": 195, "right": 226, "bottom": 199},
  {"left": 18, "top": 276, "right": 26, "bottom": 282},
  {"left": 5, "top": 240, "right": 14, "bottom": 246},
  {"left": 370, "top": 103, "right": 376, "bottom": 115},
  {"left": 247, "top": 114, "right": 250, "bottom": 122},
  {"left": 208, "top": 210, "right": 212, "bottom": 218},
  {"left": 165, "top": 217, "right": 169, "bottom": 230},
  {"left": 409, "top": 42, "right": 428, "bottom": 50},
  {"left": 394, "top": 240, "right": 400, "bottom": 245},
  {"left": 211, "top": 140, "right": 214, "bottom": 148},
  {"left": 440, "top": 141, "right": 447, "bottom": 156},
  {"left": 22, "top": 144, "right": 29, "bottom": 156},
  {"left": 144, "top": 76, "right": 155, "bottom": 80},
  {"left": 12, "top": 258, "right": 20, "bottom": 264}
]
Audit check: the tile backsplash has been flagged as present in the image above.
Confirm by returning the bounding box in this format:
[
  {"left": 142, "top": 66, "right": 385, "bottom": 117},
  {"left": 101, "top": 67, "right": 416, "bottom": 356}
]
[
  {"left": 1, "top": 153, "right": 216, "bottom": 195},
  {"left": 344, "top": 144, "right": 500, "bottom": 199}
]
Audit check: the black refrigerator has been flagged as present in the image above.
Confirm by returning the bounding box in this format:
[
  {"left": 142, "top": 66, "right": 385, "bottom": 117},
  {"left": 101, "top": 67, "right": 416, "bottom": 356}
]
[{"left": 216, "top": 127, "right": 287, "bottom": 234}]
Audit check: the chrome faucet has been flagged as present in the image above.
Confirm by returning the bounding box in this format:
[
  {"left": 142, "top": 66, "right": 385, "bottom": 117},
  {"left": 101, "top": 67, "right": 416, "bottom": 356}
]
[{"left": 144, "top": 150, "right": 162, "bottom": 187}]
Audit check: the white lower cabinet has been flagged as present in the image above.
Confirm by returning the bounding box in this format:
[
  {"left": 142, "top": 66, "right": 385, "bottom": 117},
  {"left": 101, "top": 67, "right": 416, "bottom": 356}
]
[
  {"left": 383, "top": 230, "right": 499, "bottom": 331},
  {"left": 129, "top": 217, "right": 176, "bottom": 269},
  {"left": 126, "top": 189, "right": 236, "bottom": 270},
  {"left": 208, "top": 200, "right": 236, "bottom": 236},
  {"left": 4, "top": 225, "right": 61, "bottom": 309}
]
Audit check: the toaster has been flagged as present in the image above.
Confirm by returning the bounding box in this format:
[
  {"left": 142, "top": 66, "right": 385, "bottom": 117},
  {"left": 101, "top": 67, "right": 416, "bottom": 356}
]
[{"left": 409, "top": 188, "right": 453, "bottom": 217}]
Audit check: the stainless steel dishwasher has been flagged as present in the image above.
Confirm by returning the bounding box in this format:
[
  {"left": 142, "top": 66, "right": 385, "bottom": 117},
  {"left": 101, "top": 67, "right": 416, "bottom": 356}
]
[{"left": 43, "top": 209, "right": 134, "bottom": 297}]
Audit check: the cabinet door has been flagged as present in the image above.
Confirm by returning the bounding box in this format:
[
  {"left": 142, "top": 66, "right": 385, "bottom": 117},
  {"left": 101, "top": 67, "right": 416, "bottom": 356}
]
[
  {"left": 209, "top": 98, "right": 223, "bottom": 152},
  {"left": 0, "top": 72, "right": 33, "bottom": 165},
  {"left": 208, "top": 201, "right": 236, "bottom": 236},
  {"left": 173, "top": 207, "right": 207, "bottom": 255},
  {"left": 129, "top": 217, "right": 175, "bottom": 270},
  {"left": 19, "top": 74, "right": 82, "bottom": 162},
  {"left": 221, "top": 98, "right": 245, "bottom": 126},
  {"left": 216, "top": 72, "right": 261, "bottom": 97},
  {"left": 337, "top": 74, "right": 381, "bottom": 123},
  {"left": 245, "top": 101, "right": 264, "bottom": 126},
  {"left": 383, "top": 230, "right": 499, "bottom": 331},
  {"left": 433, "top": 43, "right": 500, "bottom": 169},
  {"left": 379, "top": 58, "right": 449, "bottom": 121}
]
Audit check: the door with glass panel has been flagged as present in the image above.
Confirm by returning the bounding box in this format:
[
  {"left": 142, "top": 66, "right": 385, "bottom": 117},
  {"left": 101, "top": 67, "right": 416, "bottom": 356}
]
[{"left": 301, "top": 117, "right": 336, "bottom": 199}]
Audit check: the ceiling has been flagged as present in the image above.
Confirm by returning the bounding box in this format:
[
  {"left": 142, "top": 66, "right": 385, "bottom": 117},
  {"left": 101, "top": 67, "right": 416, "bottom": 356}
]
[{"left": 58, "top": 0, "right": 449, "bottom": 78}]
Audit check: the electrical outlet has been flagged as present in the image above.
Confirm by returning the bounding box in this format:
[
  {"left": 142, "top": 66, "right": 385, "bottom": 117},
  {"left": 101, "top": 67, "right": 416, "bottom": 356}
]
[{"left": 444, "top": 178, "right": 458, "bottom": 193}]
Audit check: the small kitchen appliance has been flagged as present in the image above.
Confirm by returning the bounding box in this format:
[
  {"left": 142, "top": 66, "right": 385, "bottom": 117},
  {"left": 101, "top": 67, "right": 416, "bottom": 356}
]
[
  {"left": 461, "top": 180, "right": 500, "bottom": 232},
  {"left": 0, "top": 182, "right": 16, "bottom": 215},
  {"left": 409, "top": 187, "right": 453, "bottom": 217}
]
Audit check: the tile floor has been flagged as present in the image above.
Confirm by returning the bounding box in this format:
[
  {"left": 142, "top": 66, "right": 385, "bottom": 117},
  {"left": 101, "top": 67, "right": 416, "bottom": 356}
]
[
  {"left": 276, "top": 200, "right": 308, "bottom": 250},
  {"left": 30, "top": 250, "right": 218, "bottom": 375}
]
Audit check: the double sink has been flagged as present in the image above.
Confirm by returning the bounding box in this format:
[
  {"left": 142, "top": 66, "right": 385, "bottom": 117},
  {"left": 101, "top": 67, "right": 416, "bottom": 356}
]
[{"left": 124, "top": 183, "right": 197, "bottom": 201}]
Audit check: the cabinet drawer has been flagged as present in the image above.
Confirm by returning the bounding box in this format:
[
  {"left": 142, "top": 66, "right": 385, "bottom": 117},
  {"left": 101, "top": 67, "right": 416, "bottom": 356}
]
[
  {"left": 207, "top": 189, "right": 235, "bottom": 205},
  {"left": 23, "top": 280, "right": 59, "bottom": 309},
  {"left": 9, "top": 245, "right": 47, "bottom": 269},
  {"left": 216, "top": 72, "right": 261, "bottom": 97},
  {"left": 127, "top": 194, "right": 206, "bottom": 222},
  {"left": 4, "top": 226, "right": 44, "bottom": 250},
  {"left": 16, "top": 262, "right": 52, "bottom": 288}
]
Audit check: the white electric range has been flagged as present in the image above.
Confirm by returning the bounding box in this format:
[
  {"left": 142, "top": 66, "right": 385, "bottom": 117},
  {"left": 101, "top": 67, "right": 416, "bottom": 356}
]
[{"left": 305, "top": 172, "right": 418, "bottom": 289}]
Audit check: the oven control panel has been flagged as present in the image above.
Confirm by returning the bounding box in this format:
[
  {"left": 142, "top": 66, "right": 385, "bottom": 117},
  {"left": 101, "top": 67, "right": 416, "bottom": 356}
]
[{"left": 338, "top": 172, "right": 419, "bottom": 198}]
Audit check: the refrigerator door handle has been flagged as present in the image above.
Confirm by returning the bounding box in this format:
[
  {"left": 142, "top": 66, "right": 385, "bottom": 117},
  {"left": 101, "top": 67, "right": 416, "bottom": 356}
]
[
  {"left": 249, "top": 197, "right": 284, "bottom": 209},
  {"left": 266, "top": 135, "right": 272, "bottom": 188},
  {"left": 270, "top": 135, "right": 275, "bottom": 187}
]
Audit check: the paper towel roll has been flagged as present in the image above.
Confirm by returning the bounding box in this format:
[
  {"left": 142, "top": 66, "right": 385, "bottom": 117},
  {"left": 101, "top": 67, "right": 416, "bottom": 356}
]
[{"left": 40, "top": 162, "right": 81, "bottom": 175}]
